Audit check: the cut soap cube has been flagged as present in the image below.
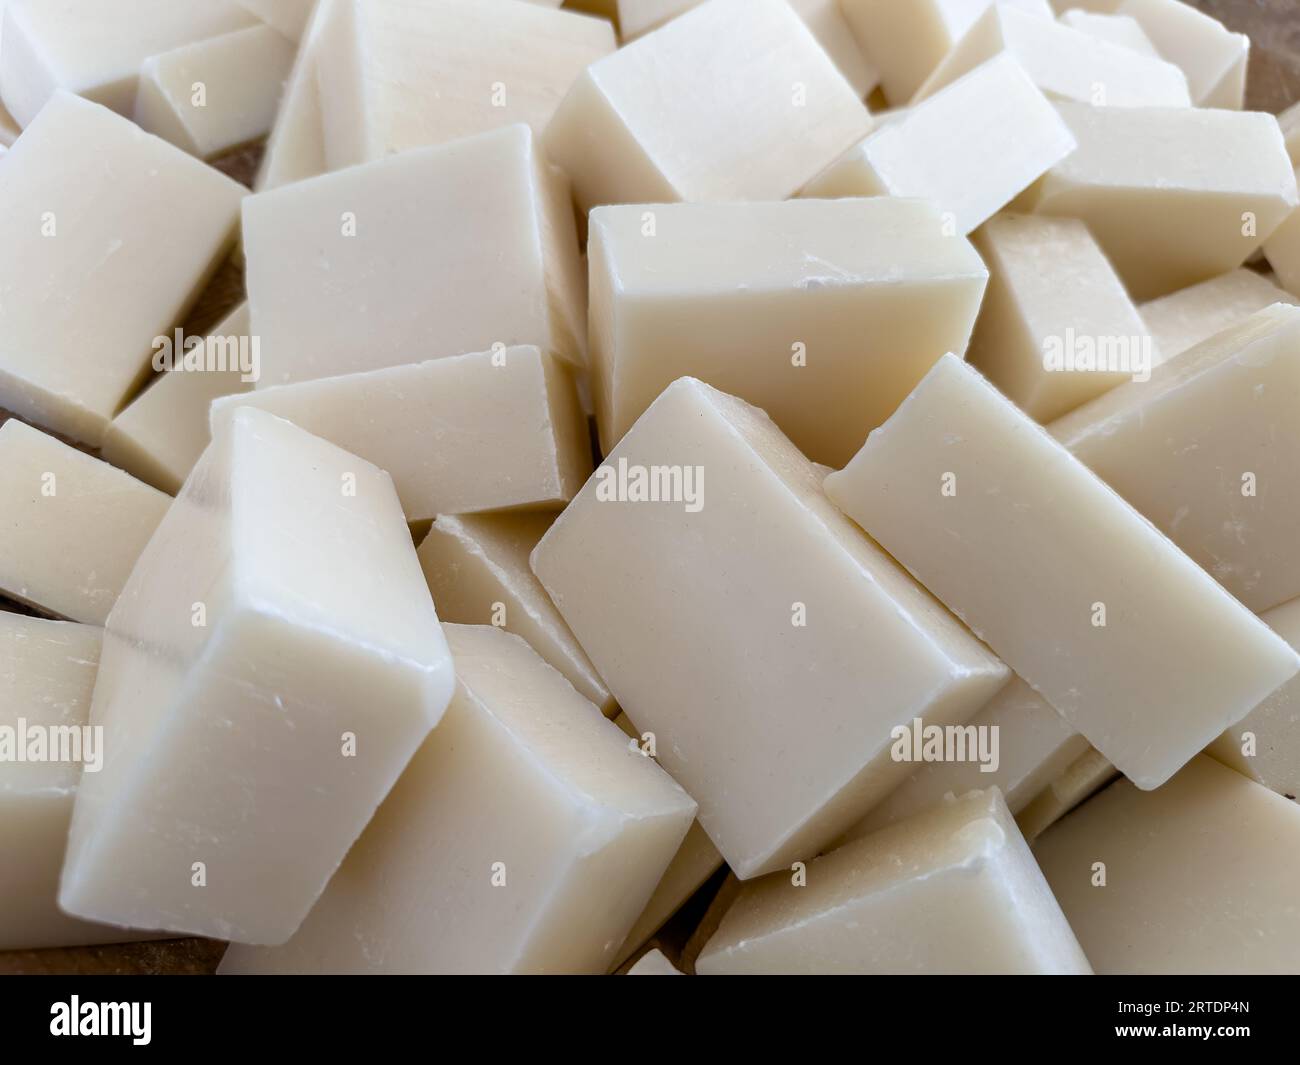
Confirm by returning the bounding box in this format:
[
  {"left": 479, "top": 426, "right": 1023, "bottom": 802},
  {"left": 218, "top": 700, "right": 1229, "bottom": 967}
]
[
  {"left": 254, "top": 0, "right": 333, "bottom": 189},
  {"left": 1058, "top": 9, "right": 1161, "bottom": 56},
  {"left": 1118, "top": 0, "right": 1248, "bottom": 108},
  {"left": 1139, "top": 268, "right": 1297, "bottom": 365}
]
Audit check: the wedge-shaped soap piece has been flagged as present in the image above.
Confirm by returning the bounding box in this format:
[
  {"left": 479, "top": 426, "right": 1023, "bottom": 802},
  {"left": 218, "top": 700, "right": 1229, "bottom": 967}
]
[
  {"left": 255, "top": 0, "right": 333, "bottom": 189},
  {"left": 1022, "top": 102, "right": 1298, "bottom": 300},
  {"left": 134, "top": 24, "right": 295, "bottom": 159},
  {"left": 0, "top": 0, "right": 256, "bottom": 127},
  {"left": 1035, "top": 756, "right": 1300, "bottom": 973},
  {"left": 532, "top": 378, "right": 1009, "bottom": 879},
  {"left": 914, "top": 4, "right": 1188, "bottom": 107},
  {"left": 697, "top": 788, "right": 1090, "bottom": 974},
  {"left": 0, "top": 92, "right": 245, "bottom": 445},
  {"left": 59, "top": 408, "right": 455, "bottom": 945},
  {"left": 245, "top": 124, "right": 586, "bottom": 382},
  {"left": 418, "top": 513, "right": 611, "bottom": 714},
  {"left": 1140, "top": 268, "right": 1297, "bottom": 365},
  {"left": 967, "top": 213, "right": 1153, "bottom": 422},
  {"left": 213, "top": 347, "right": 591, "bottom": 522},
  {"left": 1051, "top": 304, "right": 1300, "bottom": 613},
  {"left": 1118, "top": 0, "right": 1247, "bottom": 108},
  {"left": 1016, "top": 746, "right": 1117, "bottom": 841},
  {"left": 627, "top": 949, "right": 684, "bottom": 975},
  {"left": 801, "top": 55, "right": 1076, "bottom": 235},
  {"left": 1059, "top": 9, "right": 1160, "bottom": 56},
  {"left": 589, "top": 198, "right": 988, "bottom": 466},
  {"left": 825, "top": 353, "right": 1300, "bottom": 790},
  {"left": 219, "top": 624, "right": 697, "bottom": 974},
  {"left": 0, "top": 420, "right": 170, "bottom": 624},
  {"left": 543, "top": 0, "right": 870, "bottom": 210},
  {"left": 234, "top": 0, "right": 314, "bottom": 39}
]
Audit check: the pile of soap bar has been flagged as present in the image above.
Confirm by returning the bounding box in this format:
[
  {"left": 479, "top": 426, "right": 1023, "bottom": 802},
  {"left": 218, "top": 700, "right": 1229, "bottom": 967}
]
[{"left": 0, "top": 0, "right": 1298, "bottom": 976}]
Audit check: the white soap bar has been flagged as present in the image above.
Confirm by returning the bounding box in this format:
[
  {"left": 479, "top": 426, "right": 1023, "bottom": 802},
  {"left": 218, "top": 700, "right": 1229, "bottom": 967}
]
[
  {"left": 1263, "top": 182, "right": 1300, "bottom": 297},
  {"left": 0, "top": 420, "right": 170, "bottom": 624},
  {"left": 532, "top": 378, "right": 1008, "bottom": 879},
  {"left": 588, "top": 197, "right": 988, "bottom": 466},
  {"left": 697, "top": 788, "right": 1091, "bottom": 974},
  {"left": 1052, "top": 304, "right": 1300, "bottom": 613},
  {"left": 1118, "top": 0, "right": 1247, "bottom": 109},
  {"left": 0, "top": 0, "right": 257, "bottom": 127},
  {"left": 59, "top": 407, "right": 455, "bottom": 944},
  {"left": 1034, "top": 756, "right": 1300, "bottom": 973},
  {"left": 254, "top": 0, "right": 332, "bottom": 189},
  {"left": 801, "top": 54, "right": 1076, "bottom": 235},
  {"left": 967, "top": 213, "right": 1153, "bottom": 422},
  {"left": 627, "top": 949, "right": 683, "bottom": 975},
  {"left": 1023, "top": 102, "right": 1298, "bottom": 300},
  {"left": 0, "top": 92, "right": 245, "bottom": 446},
  {"left": 244, "top": 124, "right": 586, "bottom": 383},
  {"left": 788, "top": 0, "right": 878, "bottom": 98},
  {"left": 825, "top": 353, "right": 1300, "bottom": 790},
  {"left": 1139, "top": 268, "right": 1298, "bottom": 365},
  {"left": 234, "top": 0, "right": 314, "bottom": 39},
  {"left": 218, "top": 624, "right": 697, "bottom": 974},
  {"left": 134, "top": 24, "right": 295, "bottom": 159},
  {"left": 212, "top": 346, "right": 591, "bottom": 521},
  {"left": 315, "top": 0, "right": 614, "bottom": 170},
  {"left": 543, "top": 0, "right": 871, "bottom": 210},
  {"left": 1016, "top": 746, "right": 1117, "bottom": 841},
  {"left": 1059, "top": 8, "right": 1160, "bottom": 56}
]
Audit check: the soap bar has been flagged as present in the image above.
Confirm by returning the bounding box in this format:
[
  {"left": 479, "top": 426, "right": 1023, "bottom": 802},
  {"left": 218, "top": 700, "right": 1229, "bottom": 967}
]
[
  {"left": 617, "top": 0, "right": 695, "bottom": 39},
  {"left": 1051, "top": 304, "right": 1300, "bottom": 613},
  {"left": 587, "top": 197, "right": 988, "bottom": 466},
  {"left": 1016, "top": 747, "right": 1117, "bottom": 841},
  {"left": 218, "top": 625, "right": 697, "bottom": 974},
  {"left": 1034, "top": 756, "right": 1300, "bottom": 973},
  {"left": 1263, "top": 186, "right": 1300, "bottom": 297},
  {"left": 1118, "top": 0, "right": 1247, "bottom": 109},
  {"left": 532, "top": 377, "right": 1009, "bottom": 879},
  {"left": 315, "top": 0, "right": 614, "bottom": 170},
  {"left": 134, "top": 23, "right": 296, "bottom": 159},
  {"left": 966, "top": 213, "right": 1153, "bottom": 422},
  {"left": 59, "top": 407, "right": 456, "bottom": 944},
  {"left": 824, "top": 353, "right": 1300, "bottom": 790},
  {"left": 0, "top": 419, "right": 170, "bottom": 624},
  {"left": 543, "top": 0, "right": 871, "bottom": 210},
  {"left": 1022, "top": 102, "right": 1297, "bottom": 300},
  {"left": 101, "top": 303, "right": 255, "bottom": 495},
  {"left": 234, "top": 0, "right": 314, "bottom": 39},
  {"left": 0, "top": 92, "right": 245, "bottom": 446},
  {"left": 244, "top": 124, "right": 586, "bottom": 383},
  {"left": 0, "top": 0, "right": 257, "bottom": 127},
  {"left": 801, "top": 54, "right": 1076, "bottom": 235},
  {"left": 696, "top": 788, "right": 1091, "bottom": 974},
  {"left": 1059, "top": 9, "right": 1160, "bottom": 56},
  {"left": 1139, "top": 268, "right": 1297, "bottom": 365},
  {"left": 1208, "top": 595, "right": 1300, "bottom": 801},
  {"left": 788, "top": 0, "right": 878, "bottom": 98},
  {"left": 212, "top": 346, "right": 592, "bottom": 522},
  {"left": 255, "top": 0, "right": 332, "bottom": 189},
  {"left": 627, "top": 949, "right": 683, "bottom": 975},
  {"left": 417, "top": 512, "right": 612, "bottom": 714}
]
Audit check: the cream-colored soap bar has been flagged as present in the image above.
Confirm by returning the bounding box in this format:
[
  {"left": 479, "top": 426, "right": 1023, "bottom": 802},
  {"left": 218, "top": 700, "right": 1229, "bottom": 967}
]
[
  {"left": 101, "top": 303, "right": 255, "bottom": 495},
  {"left": 234, "top": 0, "right": 314, "bottom": 40},
  {"left": 316, "top": 0, "right": 614, "bottom": 170},
  {"left": 0, "top": 0, "right": 257, "bottom": 127},
  {"left": 967, "top": 213, "right": 1153, "bottom": 422},
  {"left": 1059, "top": 9, "right": 1160, "bottom": 56},
  {"left": 1263, "top": 189, "right": 1300, "bottom": 297},
  {"left": 588, "top": 198, "right": 988, "bottom": 466},
  {"left": 1016, "top": 746, "right": 1117, "bottom": 841},
  {"left": 417, "top": 512, "right": 612, "bottom": 714},
  {"left": 0, "top": 420, "right": 170, "bottom": 625},
  {"left": 697, "top": 789, "right": 1091, "bottom": 975},
  {"left": 1139, "top": 268, "right": 1297, "bottom": 365},
  {"left": 840, "top": 677, "right": 1090, "bottom": 843},
  {"left": 914, "top": 4, "right": 1189, "bottom": 107},
  {"left": 1035, "top": 756, "right": 1300, "bottom": 973},
  {"left": 134, "top": 24, "right": 296, "bottom": 160},
  {"left": 543, "top": 0, "right": 871, "bottom": 210},
  {"left": 59, "top": 408, "right": 455, "bottom": 945},
  {"left": 213, "top": 346, "right": 591, "bottom": 522},
  {"left": 1118, "top": 0, "right": 1247, "bottom": 109},
  {"left": 801, "top": 55, "right": 1076, "bottom": 235},
  {"left": 532, "top": 378, "right": 1009, "bottom": 879},
  {"left": 219, "top": 625, "right": 697, "bottom": 974},
  {"left": 1024, "top": 103, "right": 1297, "bottom": 301},
  {"left": 825, "top": 354, "right": 1300, "bottom": 790},
  {"left": 1051, "top": 304, "right": 1300, "bottom": 613},
  {"left": 627, "top": 949, "right": 684, "bottom": 975},
  {"left": 245, "top": 124, "right": 586, "bottom": 383},
  {"left": 255, "top": 0, "right": 332, "bottom": 190}
]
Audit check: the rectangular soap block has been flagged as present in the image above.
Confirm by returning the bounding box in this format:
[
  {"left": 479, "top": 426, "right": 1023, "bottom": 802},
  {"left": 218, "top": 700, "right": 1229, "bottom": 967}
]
[
  {"left": 588, "top": 198, "right": 988, "bottom": 466},
  {"left": 218, "top": 625, "right": 697, "bottom": 974},
  {"left": 532, "top": 377, "right": 1009, "bottom": 879},
  {"left": 0, "top": 419, "right": 171, "bottom": 624},
  {"left": 1051, "top": 304, "right": 1300, "bottom": 613},
  {"left": 212, "top": 346, "right": 592, "bottom": 522},
  {"left": 1034, "top": 756, "right": 1300, "bottom": 973},
  {"left": 1016, "top": 746, "right": 1118, "bottom": 841},
  {"left": 244, "top": 123, "right": 587, "bottom": 382},
  {"left": 543, "top": 0, "right": 871, "bottom": 210},
  {"left": 59, "top": 407, "right": 456, "bottom": 945},
  {"left": 1139, "top": 268, "right": 1297, "bottom": 365},
  {"left": 1118, "top": 0, "right": 1248, "bottom": 108},
  {"left": 789, "top": 0, "right": 878, "bottom": 98},
  {"left": 824, "top": 353, "right": 1300, "bottom": 790},
  {"left": 254, "top": 0, "right": 332, "bottom": 189},
  {"left": 0, "top": 92, "right": 245, "bottom": 446},
  {"left": 696, "top": 788, "right": 1091, "bottom": 974},
  {"left": 801, "top": 54, "right": 1076, "bottom": 235}
]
